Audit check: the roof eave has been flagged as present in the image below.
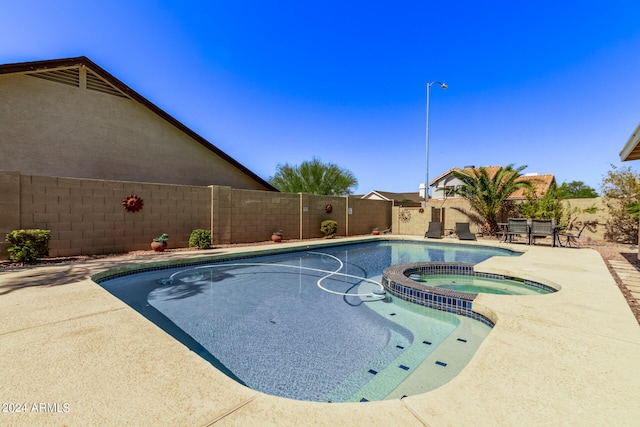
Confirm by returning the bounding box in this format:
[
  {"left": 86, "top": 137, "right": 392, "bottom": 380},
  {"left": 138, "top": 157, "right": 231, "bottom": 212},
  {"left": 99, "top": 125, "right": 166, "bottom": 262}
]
[{"left": 620, "top": 123, "right": 640, "bottom": 162}]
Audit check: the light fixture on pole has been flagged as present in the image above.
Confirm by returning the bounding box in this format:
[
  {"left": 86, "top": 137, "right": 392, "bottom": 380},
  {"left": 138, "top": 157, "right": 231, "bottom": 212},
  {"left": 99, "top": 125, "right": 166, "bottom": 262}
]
[{"left": 424, "top": 81, "right": 447, "bottom": 202}]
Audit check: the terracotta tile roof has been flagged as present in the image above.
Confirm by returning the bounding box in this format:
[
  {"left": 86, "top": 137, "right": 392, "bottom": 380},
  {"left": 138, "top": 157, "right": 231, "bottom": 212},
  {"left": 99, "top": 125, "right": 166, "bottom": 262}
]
[{"left": 511, "top": 174, "right": 556, "bottom": 199}]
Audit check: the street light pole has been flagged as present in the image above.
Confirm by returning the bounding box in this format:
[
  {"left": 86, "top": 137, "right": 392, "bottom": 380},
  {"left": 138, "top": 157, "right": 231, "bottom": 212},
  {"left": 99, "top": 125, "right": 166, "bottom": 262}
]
[{"left": 425, "top": 81, "right": 447, "bottom": 202}]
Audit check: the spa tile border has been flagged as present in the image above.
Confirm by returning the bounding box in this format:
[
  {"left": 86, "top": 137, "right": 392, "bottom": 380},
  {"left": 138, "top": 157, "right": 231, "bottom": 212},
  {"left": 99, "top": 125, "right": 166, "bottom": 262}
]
[{"left": 382, "top": 262, "right": 557, "bottom": 327}]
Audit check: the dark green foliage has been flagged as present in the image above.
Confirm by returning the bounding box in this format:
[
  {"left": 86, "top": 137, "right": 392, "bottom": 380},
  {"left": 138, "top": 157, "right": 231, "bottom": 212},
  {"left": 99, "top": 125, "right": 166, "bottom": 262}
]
[
  {"left": 627, "top": 203, "right": 640, "bottom": 219},
  {"left": 320, "top": 220, "right": 338, "bottom": 238},
  {"left": 154, "top": 233, "right": 169, "bottom": 243},
  {"left": 6, "top": 229, "right": 51, "bottom": 262},
  {"left": 189, "top": 229, "right": 211, "bottom": 249},
  {"left": 557, "top": 181, "right": 599, "bottom": 199},
  {"left": 518, "top": 183, "right": 564, "bottom": 223},
  {"left": 268, "top": 157, "right": 358, "bottom": 196},
  {"left": 451, "top": 164, "right": 533, "bottom": 235}
]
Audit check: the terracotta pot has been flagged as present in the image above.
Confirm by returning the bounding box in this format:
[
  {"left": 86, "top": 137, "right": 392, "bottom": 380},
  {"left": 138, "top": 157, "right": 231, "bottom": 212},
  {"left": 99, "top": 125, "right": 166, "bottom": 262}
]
[
  {"left": 372, "top": 230, "right": 380, "bottom": 235},
  {"left": 151, "top": 241, "right": 167, "bottom": 252},
  {"left": 271, "top": 234, "right": 282, "bottom": 243}
]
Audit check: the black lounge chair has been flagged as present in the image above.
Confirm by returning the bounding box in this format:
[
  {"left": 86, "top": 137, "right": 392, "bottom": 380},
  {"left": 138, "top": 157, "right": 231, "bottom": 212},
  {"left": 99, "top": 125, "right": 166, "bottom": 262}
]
[
  {"left": 530, "top": 219, "right": 556, "bottom": 246},
  {"left": 425, "top": 222, "right": 443, "bottom": 239},
  {"left": 505, "top": 218, "right": 529, "bottom": 243},
  {"left": 455, "top": 222, "right": 476, "bottom": 240}
]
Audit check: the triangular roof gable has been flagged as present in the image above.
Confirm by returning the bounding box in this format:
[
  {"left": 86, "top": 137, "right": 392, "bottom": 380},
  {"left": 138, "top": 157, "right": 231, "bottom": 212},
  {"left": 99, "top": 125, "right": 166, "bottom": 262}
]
[
  {"left": 429, "top": 167, "right": 462, "bottom": 186},
  {"left": 361, "top": 190, "right": 390, "bottom": 201},
  {"left": 361, "top": 190, "right": 421, "bottom": 202},
  {"left": 429, "top": 166, "right": 502, "bottom": 186},
  {"left": 0, "top": 56, "right": 277, "bottom": 191}
]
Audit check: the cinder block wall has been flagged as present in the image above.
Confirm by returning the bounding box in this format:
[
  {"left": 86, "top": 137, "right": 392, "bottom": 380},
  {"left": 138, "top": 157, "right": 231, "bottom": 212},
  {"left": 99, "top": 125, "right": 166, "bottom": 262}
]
[
  {"left": 348, "top": 198, "right": 392, "bottom": 235},
  {"left": 1, "top": 172, "right": 393, "bottom": 259},
  {"left": 13, "top": 174, "right": 210, "bottom": 257},
  {"left": 307, "top": 196, "right": 346, "bottom": 238},
  {"left": 392, "top": 197, "right": 607, "bottom": 240},
  {"left": 225, "top": 192, "right": 392, "bottom": 242},
  {"left": 1, "top": 170, "right": 608, "bottom": 260},
  {"left": 0, "top": 171, "right": 20, "bottom": 257},
  {"left": 228, "top": 189, "right": 300, "bottom": 243}
]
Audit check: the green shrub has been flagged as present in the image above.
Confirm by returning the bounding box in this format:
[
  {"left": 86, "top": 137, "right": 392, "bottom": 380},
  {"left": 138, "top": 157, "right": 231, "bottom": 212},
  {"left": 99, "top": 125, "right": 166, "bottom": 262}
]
[
  {"left": 320, "top": 220, "right": 338, "bottom": 238},
  {"left": 189, "top": 229, "right": 211, "bottom": 249},
  {"left": 6, "top": 229, "right": 51, "bottom": 263}
]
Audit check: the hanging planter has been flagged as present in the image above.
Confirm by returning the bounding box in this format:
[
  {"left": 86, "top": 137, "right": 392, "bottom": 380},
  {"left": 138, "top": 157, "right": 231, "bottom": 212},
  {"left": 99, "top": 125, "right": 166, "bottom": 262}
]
[{"left": 325, "top": 203, "right": 333, "bottom": 214}]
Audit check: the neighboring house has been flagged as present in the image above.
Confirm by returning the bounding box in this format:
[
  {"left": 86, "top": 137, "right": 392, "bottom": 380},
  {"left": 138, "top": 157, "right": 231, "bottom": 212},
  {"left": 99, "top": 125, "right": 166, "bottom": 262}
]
[
  {"left": 429, "top": 166, "right": 555, "bottom": 200},
  {"left": 360, "top": 190, "right": 422, "bottom": 207},
  {"left": 0, "top": 56, "right": 276, "bottom": 190}
]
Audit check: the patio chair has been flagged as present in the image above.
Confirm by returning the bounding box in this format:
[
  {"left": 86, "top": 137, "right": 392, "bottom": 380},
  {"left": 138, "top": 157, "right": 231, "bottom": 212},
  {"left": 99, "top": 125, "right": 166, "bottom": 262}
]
[
  {"left": 505, "top": 218, "right": 529, "bottom": 243},
  {"left": 424, "top": 222, "right": 443, "bottom": 239},
  {"left": 530, "top": 219, "right": 556, "bottom": 246},
  {"left": 455, "top": 222, "right": 476, "bottom": 241},
  {"left": 558, "top": 223, "right": 589, "bottom": 248}
]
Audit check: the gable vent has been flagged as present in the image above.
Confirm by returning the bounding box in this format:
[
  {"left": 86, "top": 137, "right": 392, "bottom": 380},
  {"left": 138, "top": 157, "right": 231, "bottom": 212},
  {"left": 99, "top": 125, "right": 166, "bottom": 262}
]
[
  {"left": 26, "top": 66, "right": 130, "bottom": 99},
  {"left": 27, "top": 67, "right": 80, "bottom": 88},
  {"left": 86, "top": 69, "right": 129, "bottom": 98}
]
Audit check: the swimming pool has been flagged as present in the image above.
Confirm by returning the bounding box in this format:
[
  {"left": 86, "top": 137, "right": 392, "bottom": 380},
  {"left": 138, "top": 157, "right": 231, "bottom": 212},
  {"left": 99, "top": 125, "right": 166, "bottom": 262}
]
[{"left": 97, "top": 240, "right": 517, "bottom": 402}]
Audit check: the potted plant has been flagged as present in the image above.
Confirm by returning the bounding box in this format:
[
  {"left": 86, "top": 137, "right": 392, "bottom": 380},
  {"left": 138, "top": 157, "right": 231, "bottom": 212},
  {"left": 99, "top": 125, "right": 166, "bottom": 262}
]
[
  {"left": 372, "top": 227, "right": 380, "bottom": 235},
  {"left": 271, "top": 230, "right": 283, "bottom": 243},
  {"left": 151, "top": 233, "right": 169, "bottom": 252}
]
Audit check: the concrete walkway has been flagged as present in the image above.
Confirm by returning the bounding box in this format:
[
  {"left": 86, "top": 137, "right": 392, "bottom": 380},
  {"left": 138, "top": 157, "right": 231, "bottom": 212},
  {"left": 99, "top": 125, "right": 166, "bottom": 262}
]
[
  {"left": 1, "top": 236, "right": 639, "bottom": 426},
  {"left": 609, "top": 259, "right": 640, "bottom": 310}
]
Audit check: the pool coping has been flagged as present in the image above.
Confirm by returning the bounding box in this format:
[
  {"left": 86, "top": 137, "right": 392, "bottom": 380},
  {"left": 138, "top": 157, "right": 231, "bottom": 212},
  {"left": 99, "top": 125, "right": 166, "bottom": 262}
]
[{"left": 1, "top": 235, "right": 639, "bottom": 426}]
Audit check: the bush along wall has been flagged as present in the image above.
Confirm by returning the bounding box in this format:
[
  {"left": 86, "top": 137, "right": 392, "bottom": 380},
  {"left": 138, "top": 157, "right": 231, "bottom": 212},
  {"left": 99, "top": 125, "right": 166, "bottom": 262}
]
[
  {"left": 189, "top": 229, "right": 212, "bottom": 249},
  {"left": 320, "top": 220, "right": 338, "bottom": 238},
  {"left": 6, "top": 229, "right": 51, "bottom": 262}
]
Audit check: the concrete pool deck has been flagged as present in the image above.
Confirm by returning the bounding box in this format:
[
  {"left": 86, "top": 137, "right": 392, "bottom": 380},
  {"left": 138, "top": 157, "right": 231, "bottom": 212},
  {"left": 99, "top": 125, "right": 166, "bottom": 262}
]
[{"left": 1, "top": 236, "right": 639, "bottom": 426}]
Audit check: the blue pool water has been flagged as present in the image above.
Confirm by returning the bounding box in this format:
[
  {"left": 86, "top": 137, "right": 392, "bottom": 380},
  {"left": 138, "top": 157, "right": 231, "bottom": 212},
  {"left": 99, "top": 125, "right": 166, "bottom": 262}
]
[{"left": 98, "top": 241, "right": 516, "bottom": 402}]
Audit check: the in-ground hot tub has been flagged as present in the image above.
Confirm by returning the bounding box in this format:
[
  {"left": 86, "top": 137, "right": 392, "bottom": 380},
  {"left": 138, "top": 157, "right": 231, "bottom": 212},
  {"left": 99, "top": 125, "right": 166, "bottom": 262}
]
[{"left": 382, "top": 262, "right": 558, "bottom": 325}]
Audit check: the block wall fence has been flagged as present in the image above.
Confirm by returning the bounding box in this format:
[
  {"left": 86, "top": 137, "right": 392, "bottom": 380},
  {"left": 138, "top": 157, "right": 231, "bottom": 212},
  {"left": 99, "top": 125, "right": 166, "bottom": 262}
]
[
  {"left": 392, "top": 197, "right": 607, "bottom": 241},
  {"left": 0, "top": 171, "right": 392, "bottom": 259}
]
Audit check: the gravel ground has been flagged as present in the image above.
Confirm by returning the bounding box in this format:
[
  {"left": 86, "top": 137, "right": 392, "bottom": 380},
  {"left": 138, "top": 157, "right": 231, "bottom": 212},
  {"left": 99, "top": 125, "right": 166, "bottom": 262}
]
[{"left": 2, "top": 236, "right": 639, "bottom": 324}]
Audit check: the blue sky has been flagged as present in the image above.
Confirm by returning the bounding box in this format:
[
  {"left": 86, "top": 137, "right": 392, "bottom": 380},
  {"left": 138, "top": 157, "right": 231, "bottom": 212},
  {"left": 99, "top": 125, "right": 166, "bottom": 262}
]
[{"left": 3, "top": 1, "right": 640, "bottom": 194}]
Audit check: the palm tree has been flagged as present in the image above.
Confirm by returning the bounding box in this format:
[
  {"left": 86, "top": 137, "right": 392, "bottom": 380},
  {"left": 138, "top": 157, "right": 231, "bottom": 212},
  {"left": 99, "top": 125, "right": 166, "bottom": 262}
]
[
  {"left": 451, "top": 164, "right": 533, "bottom": 234},
  {"left": 268, "top": 157, "right": 358, "bottom": 195}
]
